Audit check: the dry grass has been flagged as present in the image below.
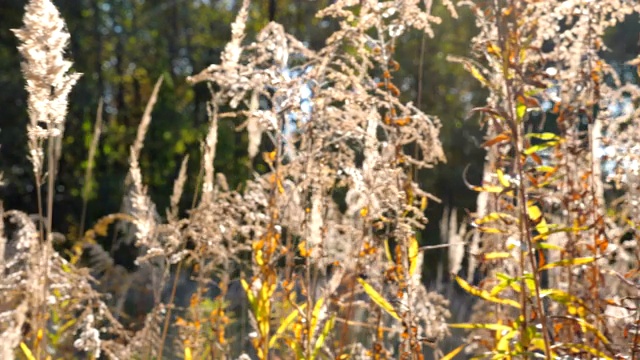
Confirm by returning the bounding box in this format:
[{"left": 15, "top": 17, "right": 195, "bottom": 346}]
[{"left": 1, "top": 0, "right": 639, "bottom": 359}]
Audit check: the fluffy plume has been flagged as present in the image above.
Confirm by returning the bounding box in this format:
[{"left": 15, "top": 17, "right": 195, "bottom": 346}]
[{"left": 12, "top": 0, "right": 81, "bottom": 180}]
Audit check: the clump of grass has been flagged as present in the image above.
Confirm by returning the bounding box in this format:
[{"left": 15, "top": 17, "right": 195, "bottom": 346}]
[
  {"left": 446, "top": 0, "right": 640, "bottom": 358},
  {"left": 4, "top": 0, "right": 639, "bottom": 359},
  {"left": 4, "top": 0, "right": 454, "bottom": 359}
]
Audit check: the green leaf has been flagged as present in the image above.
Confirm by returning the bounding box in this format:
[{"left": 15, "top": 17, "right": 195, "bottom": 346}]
[{"left": 312, "top": 314, "right": 336, "bottom": 359}]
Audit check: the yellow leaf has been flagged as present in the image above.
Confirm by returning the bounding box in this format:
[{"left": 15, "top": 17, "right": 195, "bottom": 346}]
[
  {"left": 474, "top": 212, "right": 514, "bottom": 225},
  {"left": 570, "top": 316, "right": 610, "bottom": 345},
  {"left": 471, "top": 184, "right": 504, "bottom": 193},
  {"left": 535, "top": 219, "right": 549, "bottom": 238},
  {"left": 535, "top": 242, "right": 564, "bottom": 251},
  {"left": 384, "top": 239, "right": 393, "bottom": 263},
  {"left": 474, "top": 212, "right": 500, "bottom": 225},
  {"left": 408, "top": 237, "right": 419, "bottom": 276},
  {"left": 539, "top": 288, "right": 582, "bottom": 305},
  {"left": 496, "top": 328, "right": 517, "bottom": 352},
  {"left": 310, "top": 297, "right": 325, "bottom": 340},
  {"left": 357, "top": 278, "right": 400, "bottom": 320},
  {"left": 527, "top": 204, "right": 542, "bottom": 220},
  {"left": 527, "top": 204, "right": 549, "bottom": 238},
  {"left": 539, "top": 257, "right": 595, "bottom": 271},
  {"left": 20, "top": 342, "right": 36, "bottom": 360},
  {"left": 490, "top": 273, "right": 515, "bottom": 296},
  {"left": 298, "top": 240, "right": 311, "bottom": 258},
  {"left": 269, "top": 174, "right": 285, "bottom": 194},
  {"left": 269, "top": 303, "right": 307, "bottom": 348},
  {"left": 526, "top": 132, "right": 559, "bottom": 141},
  {"left": 560, "top": 343, "right": 612, "bottom": 360},
  {"left": 464, "top": 63, "right": 489, "bottom": 87},
  {"left": 476, "top": 226, "right": 505, "bottom": 234},
  {"left": 517, "top": 103, "right": 527, "bottom": 120},
  {"left": 360, "top": 207, "right": 368, "bottom": 217},
  {"left": 420, "top": 196, "right": 428, "bottom": 211},
  {"left": 487, "top": 43, "right": 501, "bottom": 57},
  {"left": 255, "top": 248, "right": 265, "bottom": 266},
  {"left": 312, "top": 314, "right": 336, "bottom": 360},
  {"left": 524, "top": 141, "right": 559, "bottom": 155},
  {"left": 483, "top": 252, "right": 511, "bottom": 260},
  {"left": 263, "top": 150, "right": 277, "bottom": 164},
  {"left": 449, "top": 323, "right": 512, "bottom": 332},
  {"left": 58, "top": 318, "right": 77, "bottom": 335},
  {"left": 184, "top": 346, "right": 193, "bottom": 360},
  {"left": 241, "top": 278, "right": 256, "bottom": 309},
  {"left": 535, "top": 165, "right": 557, "bottom": 173},
  {"left": 277, "top": 177, "right": 285, "bottom": 194},
  {"left": 454, "top": 275, "right": 521, "bottom": 308},
  {"left": 496, "top": 169, "right": 510, "bottom": 187},
  {"left": 259, "top": 279, "right": 276, "bottom": 304},
  {"left": 530, "top": 338, "right": 553, "bottom": 355},
  {"left": 440, "top": 343, "right": 466, "bottom": 360}
]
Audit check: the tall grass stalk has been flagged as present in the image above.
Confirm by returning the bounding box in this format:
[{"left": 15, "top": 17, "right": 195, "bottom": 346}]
[{"left": 79, "top": 98, "right": 104, "bottom": 239}]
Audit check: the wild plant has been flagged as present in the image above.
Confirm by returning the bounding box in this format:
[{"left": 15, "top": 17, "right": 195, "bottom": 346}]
[
  {"left": 2, "top": 1, "right": 114, "bottom": 359},
  {"left": 4, "top": 0, "right": 456, "bottom": 359},
  {"left": 447, "top": 0, "right": 640, "bottom": 358},
  {"left": 183, "top": 0, "right": 454, "bottom": 358},
  {"left": 5, "top": 0, "right": 638, "bottom": 359}
]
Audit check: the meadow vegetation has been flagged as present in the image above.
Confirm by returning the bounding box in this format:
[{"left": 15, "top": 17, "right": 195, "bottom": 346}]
[{"left": 1, "top": 0, "right": 640, "bottom": 359}]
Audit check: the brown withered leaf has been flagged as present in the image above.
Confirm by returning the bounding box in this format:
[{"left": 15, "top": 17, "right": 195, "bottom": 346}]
[{"left": 481, "top": 132, "right": 511, "bottom": 148}]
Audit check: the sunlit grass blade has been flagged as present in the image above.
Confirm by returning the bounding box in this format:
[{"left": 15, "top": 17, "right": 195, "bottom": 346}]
[{"left": 357, "top": 278, "right": 400, "bottom": 320}]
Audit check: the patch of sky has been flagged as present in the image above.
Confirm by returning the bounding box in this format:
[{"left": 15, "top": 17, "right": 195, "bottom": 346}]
[
  {"left": 279, "top": 66, "right": 314, "bottom": 138},
  {"left": 267, "top": 65, "right": 314, "bottom": 162},
  {"left": 599, "top": 94, "right": 636, "bottom": 176},
  {"left": 536, "top": 67, "right": 637, "bottom": 179}
]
